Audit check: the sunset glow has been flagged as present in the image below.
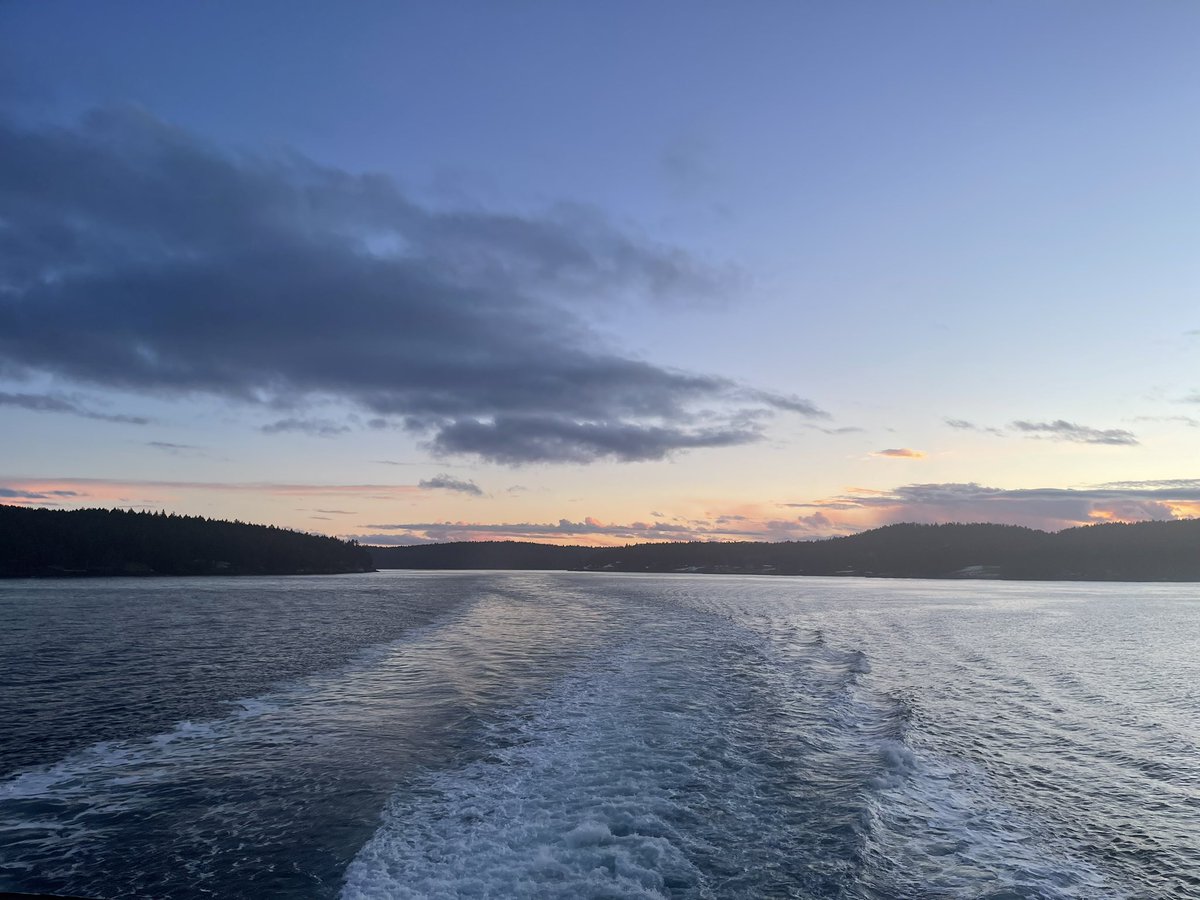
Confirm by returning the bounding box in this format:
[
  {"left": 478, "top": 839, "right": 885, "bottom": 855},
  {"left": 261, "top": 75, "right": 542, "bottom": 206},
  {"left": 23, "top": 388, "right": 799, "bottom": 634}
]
[{"left": 2, "top": 2, "right": 1197, "bottom": 544}]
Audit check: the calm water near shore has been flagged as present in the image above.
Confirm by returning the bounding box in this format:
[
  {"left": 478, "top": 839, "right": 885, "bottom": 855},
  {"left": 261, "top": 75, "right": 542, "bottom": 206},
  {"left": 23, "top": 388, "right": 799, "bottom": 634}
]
[{"left": 1, "top": 572, "right": 1197, "bottom": 899}]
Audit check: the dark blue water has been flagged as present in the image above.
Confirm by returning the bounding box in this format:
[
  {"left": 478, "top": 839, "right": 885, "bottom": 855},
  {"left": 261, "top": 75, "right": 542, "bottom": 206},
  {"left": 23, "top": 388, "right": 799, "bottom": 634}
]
[{"left": 1, "top": 573, "right": 1197, "bottom": 898}]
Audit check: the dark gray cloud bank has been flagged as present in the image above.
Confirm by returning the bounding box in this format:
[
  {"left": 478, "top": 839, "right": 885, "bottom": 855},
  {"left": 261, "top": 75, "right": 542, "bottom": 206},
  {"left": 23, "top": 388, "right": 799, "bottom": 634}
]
[{"left": 0, "top": 107, "right": 823, "bottom": 463}]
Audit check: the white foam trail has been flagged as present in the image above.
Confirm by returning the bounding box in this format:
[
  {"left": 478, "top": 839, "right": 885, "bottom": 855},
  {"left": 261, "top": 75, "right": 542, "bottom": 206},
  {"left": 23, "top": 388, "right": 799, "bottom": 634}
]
[
  {"left": 0, "top": 585, "right": 638, "bottom": 898},
  {"left": 1, "top": 692, "right": 283, "bottom": 802},
  {"left": 342, "top": 661, "right": 708, "bottom": 900},
  {"left": 343, "top": 623, "right": 889, "bottom": 899}
]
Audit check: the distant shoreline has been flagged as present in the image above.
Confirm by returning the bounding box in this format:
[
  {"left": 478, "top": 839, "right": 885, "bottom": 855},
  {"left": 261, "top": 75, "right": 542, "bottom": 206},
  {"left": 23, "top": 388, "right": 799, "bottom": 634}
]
[
  {"left": 5, "top": 506, "right": 1197, "bottom": 583},
  {"left": 368, "top": 519, "right": 1200, "bottom": 583}
]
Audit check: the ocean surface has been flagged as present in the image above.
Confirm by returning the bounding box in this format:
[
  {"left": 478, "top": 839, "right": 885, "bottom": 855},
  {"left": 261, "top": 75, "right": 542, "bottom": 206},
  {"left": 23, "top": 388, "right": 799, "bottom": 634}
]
[{"left": 1, "top": 573, "right": 1197, "bottom": 899}]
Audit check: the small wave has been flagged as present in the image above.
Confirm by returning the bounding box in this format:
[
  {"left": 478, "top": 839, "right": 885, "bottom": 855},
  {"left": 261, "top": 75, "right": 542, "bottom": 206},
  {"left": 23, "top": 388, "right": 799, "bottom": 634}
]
[
  {"left": 227, "top": 697, "right": 282, "bottom": 718},
  {"left": 857, "top": 732, "right": 1126, "bottom": 899},
  {"left": 872, "top": 739, "right": 920, "bottom": 788},
  {"left": 0, "top": 701, "right": 275, "bottom": 803},
  {"left": 847, "top": 649, "right": 872, "bottom": 674}
]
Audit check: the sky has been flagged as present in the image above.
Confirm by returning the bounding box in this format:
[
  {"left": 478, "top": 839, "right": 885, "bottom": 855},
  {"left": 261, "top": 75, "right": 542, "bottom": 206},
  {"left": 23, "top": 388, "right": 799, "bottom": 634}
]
[{"left": 1, "top": 1, "right": 1199, "bottom": 545}]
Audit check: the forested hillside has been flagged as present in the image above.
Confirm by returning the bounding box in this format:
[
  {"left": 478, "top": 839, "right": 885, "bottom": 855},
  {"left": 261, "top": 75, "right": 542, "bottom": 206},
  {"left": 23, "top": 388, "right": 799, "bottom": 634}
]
[
  {"left": 370, "top": 520, "right": 1200, "bottom": 581},
  {"left": 0, "top": 505, "right": 374, "bottom": 577}
]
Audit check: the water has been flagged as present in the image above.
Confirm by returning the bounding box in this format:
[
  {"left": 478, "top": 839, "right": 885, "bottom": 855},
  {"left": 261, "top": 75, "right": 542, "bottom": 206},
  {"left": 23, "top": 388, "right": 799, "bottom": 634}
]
[{"left": 1, "top": 573, "right": 1197, "bottom": 899}]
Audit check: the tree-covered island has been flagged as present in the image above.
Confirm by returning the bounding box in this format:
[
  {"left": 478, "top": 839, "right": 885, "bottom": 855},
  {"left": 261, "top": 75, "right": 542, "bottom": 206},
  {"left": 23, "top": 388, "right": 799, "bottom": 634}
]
[
  {"left": 369, "top": 519, "right": 1200, "bottom": 582},
  {"left": 0, "top": 505, "right": 374, "bottom": 577},
  {"left": 5, "top": 506, "right": 1198, "bottom": 581}
]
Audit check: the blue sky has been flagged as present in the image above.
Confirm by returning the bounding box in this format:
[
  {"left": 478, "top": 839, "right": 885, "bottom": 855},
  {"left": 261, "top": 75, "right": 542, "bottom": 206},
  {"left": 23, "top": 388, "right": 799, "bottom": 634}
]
[{"left": 2, "top": 1, "right": 1199, "bottom": 543}]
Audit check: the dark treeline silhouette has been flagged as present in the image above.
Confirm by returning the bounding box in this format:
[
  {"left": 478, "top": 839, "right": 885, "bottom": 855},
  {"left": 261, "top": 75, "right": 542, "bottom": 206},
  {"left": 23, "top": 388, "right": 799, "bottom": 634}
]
[
  {"left": 370, "top": 520, "right": 1200, "bottom": 581},
  {"left": 369, "top": 540, "right": 599, "bottom": 571},
  {"left": 0, "top": 505, "right": 374, "bottom": 577}
]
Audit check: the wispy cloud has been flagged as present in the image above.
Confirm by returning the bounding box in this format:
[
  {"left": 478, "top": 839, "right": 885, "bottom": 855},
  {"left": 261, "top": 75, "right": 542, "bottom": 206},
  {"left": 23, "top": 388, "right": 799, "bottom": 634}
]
[
  {"left": 873, "top": 448, "right": 924, "bottom": 459},
  {"left": 946, "top": 417, "right": 1140, "bottom": 444},
  {"left": 418, "top": 474, "right": 484, "bottom": 497},
  {"left": 1009, "top": 420, "right": 1138, "bottom": 445},
  {"left": 144, "top": 441, "right": 211, "bottom": 457},
  {"left": 0, "top": 477, "right": 424, "bottom": 503},
  {"left": 0, "top": 486, "right": 81, "bottom": 502},
  {"left": 0, "top": 107, "right": 824, "bottom": 464},
  {"left": 1095, "top": 478, "right": 1200, "bottom": 491},
  {"left": 262, "top": 418, "right": 351, "bottom": 437},
  {"left": 1132, "top": 415, "right": 1200, "bottom": 428},
  {"left": 944, "top": 418, "right": 1004, "bottom": 436},
  {"left": 0, "top": 391, "right": 149, "bottom": 425},
  {"left": 806, "top": 424, "right": 865, "bottom": 435},
  {"left": 373, "top": 459, "right": 473, "bottom": 469}
]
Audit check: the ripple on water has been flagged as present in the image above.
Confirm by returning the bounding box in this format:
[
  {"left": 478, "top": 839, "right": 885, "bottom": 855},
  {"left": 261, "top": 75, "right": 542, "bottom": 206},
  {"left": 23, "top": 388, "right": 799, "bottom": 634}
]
[{"left": 2, "top": 574, "right": 1198, "bottom": 900}]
